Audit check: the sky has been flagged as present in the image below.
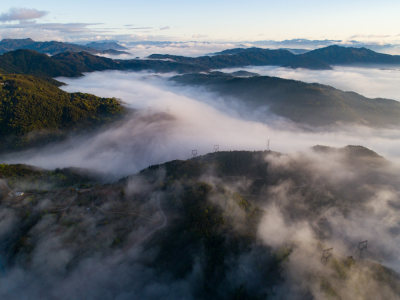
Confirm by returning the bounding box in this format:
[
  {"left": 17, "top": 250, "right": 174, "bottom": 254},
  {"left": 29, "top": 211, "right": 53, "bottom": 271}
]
[{"left": 0, "top": 0, "right": 400, "bottom": 43}]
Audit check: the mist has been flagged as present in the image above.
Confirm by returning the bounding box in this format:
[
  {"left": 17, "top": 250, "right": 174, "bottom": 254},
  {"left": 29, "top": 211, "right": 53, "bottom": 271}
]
[
  {"left": 2, "top": 89, "right": 400, "bottom": 298},
  {"left": 99, "top": 41, "right": 244, "bottom": 59},
  {"left": 1, "top": 144, "right": 400, "bottom": 299},
  {"left": 2, "top": 70, "right": 400, "bottom": 178}
]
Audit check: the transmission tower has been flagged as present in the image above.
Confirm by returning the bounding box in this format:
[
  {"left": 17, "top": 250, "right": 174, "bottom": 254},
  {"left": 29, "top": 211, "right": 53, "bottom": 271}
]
[
  {"left": 358, "top": 240, "right": 368, "bottom": 259},
  {"left": 321, "top": 247, "right": 333, "bottom": 264}
]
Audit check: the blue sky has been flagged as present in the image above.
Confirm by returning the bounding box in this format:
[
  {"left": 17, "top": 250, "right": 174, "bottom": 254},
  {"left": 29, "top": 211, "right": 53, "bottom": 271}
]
[{"left": 0, "top": 0, "right": 399, "bottom": 42}]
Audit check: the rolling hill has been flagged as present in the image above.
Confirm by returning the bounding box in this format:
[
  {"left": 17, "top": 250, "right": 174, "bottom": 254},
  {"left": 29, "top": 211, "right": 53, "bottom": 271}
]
[
  {"left": 172, "top": 72, "right": 400, "bottom": 128},
  {"left": 0, "top": 49, "right": 208, "bottom": 78},
  {"left": 0, "top": 74, "right": 124, "bottom": 150},
  {"left": 301, "top": 45, "right": 400, "bottom": 65},
  {"left": 149, "top": 47, "right": 332, "bottom": 70},
  {"left": 150, "top": 45, "right": 400, "bottom": 70},
  {"left": 2, "top": 44, "right": 400, "bottom": 80}
]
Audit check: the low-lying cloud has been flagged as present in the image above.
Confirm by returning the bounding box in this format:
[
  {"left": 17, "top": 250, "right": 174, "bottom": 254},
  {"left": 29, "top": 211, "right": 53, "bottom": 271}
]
[
  {"left": 2, "top": 70, "right": 400, "bottom": 178},
  {"left": 1, "top": 128, "right": 400, "bottom": 298}
]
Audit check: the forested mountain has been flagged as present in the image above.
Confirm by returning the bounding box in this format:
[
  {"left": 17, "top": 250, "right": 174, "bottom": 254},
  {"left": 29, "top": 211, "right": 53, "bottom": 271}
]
[
  {"left": 152, "top": 45, "right": 400, "bottom": 70},
  {"left": 172, "top": 72, "right": 400, "bottom": 127},
  {"left": 0, "top": 148, "right": 398, "bottom": 299},
  {"left": 0, "top": 74, "right": 124, "bottom": 150},
  {"left": 0, "top": 49, "right": 207, "bottom": 77}
]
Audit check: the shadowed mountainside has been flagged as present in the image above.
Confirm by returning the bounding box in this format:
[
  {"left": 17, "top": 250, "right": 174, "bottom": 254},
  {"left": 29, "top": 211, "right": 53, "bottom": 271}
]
[
  {"left": 172, "top": 72, "right": 400, "bottom": 128},
  {"left": 151, "top": 45, "right": 400, "bottom": 70},
  {"left": 0, "top": 49, "right": 208, "bottom": 77},
  {"left": 2, "top": 45, "right": 400, "bottom": 79},
  {"left": 0, "top": 148, "right": 398, "bottom": 299}
]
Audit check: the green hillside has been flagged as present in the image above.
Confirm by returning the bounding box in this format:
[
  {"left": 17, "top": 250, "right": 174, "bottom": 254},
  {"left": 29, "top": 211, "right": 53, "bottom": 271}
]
[{"left": 0, "top": 74, "right": 123, "bottom": 150}]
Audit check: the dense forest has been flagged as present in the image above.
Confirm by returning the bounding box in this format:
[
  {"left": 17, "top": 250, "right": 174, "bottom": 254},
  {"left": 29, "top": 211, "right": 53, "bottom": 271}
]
[{"left": 0, "top": 74, "right": 124, "bottom": 150}]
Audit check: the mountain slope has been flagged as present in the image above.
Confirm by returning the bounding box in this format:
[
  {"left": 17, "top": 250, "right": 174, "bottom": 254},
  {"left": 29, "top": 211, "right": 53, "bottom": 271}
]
[
  {"left": 0, "top": 74, "right": 123, "bottom": 150},
  {"left": 0, "top": 49, "right": 69, "bottom": 77},
  {"left": 0, "top": 148, "right": 398, "bottom": 299},
  {"left": 172, "top": 72, "right": 400, "bottom": 127},
  {"left": 151, "top": 45, "right": 400, "bottom": 70},
  {"left": 86, "top": 41, "right": 128, "bottom": 51},
  {"left": 149, "top": 47, "right": 332, "bottom": 70},
  {"left": 0, "top": 49, "right": 208, "bottom": 77},
  {"left": 2, "top": 44, "right": 400, "bottom": 79},
  {"left": 301, "top": 45, "right": 400, "bottom": 65}
]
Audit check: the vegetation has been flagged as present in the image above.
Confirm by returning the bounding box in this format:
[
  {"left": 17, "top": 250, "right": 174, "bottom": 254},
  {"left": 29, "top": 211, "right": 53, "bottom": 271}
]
[
  {"left": 0, "top": 163, "right": 98, "bottom": 190},
  {"left": 151, "top": 45, "right": 400, "bottom": 70},
  {"left": 301, "top": 45, "right": 400, "bottom": 64},
  {"left": 0, "top": 149, "right": 399, "bottom": 298},
  {"left": 1, "top": 44, "right": 400, "bottom": 80},
  {"left": 172, "top": 72, "right": 400, "bottom": 127},
  {"left": 0, "top": 74, "right": 123, "bottom": 150},
  {"left": 149, "top": 47, "right": 332, "bottom": 70},
  {"left": 0, "top": 49, "right": 207, "bottom": 78}
]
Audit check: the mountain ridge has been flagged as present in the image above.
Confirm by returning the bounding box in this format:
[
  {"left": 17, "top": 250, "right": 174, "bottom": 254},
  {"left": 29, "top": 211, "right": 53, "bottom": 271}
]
[
  {"left": 0, "top": 38, "right": 128, "bottom": 56},
  {"left": 0, "top": 74, "right": 124, "bottom": 151},
  {"left": 172, "top": 71, "right": 400, "bottom": 128}
]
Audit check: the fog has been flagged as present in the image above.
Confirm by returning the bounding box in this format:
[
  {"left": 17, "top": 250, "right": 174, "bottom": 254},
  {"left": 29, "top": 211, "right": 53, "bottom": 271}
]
[
  {"left": 0, "top": 65, "right": 400, "bottom": 297},
  {"left": 255, "top": 149, "right": 400, "bottom": 299},
  {"left": 100, "top": 41, "right": 244, "bottom": 59},
  {"left": 2, "top": 70, "right": 400, "bottom": 178},
  {"left": 221, "top": 65, "right": 400, "bottom": 101},
  {"left": 1, "top": 146, "right": 400, "bottom": 299}
]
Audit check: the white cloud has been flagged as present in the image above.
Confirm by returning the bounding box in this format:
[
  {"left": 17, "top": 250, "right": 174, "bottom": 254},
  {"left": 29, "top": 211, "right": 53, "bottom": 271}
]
[
  {"left": 3, "top": 70, "right": 400, "bottom": 178},
  {"left": 0, "top": 7, "right": 47, "bottom": 22}
]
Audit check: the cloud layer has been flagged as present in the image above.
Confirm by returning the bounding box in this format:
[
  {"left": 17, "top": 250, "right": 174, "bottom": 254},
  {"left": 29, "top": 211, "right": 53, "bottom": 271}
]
[
  {"left": 0, "top": 8, "right": 47, "bottom": 22},
  {"left": 2, "top": 70, "right": 400, "bottom": 178}
]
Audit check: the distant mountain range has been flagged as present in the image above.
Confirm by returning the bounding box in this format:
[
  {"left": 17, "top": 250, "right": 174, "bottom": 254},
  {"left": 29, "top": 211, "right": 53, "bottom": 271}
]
[
  {"left": 0, "top": 38, "right": 129, "bottom": 56},
  {"left": 2, "top": 44, "right": 400, "bottom": 128},
  {"left": 172, "top": 72, "right": 400, "bottom": 128},
  {"left": 149, "top": 48, "right": 332, "bottom": 70},
  {"left": 1, "top": 43, "right": 400, "bottom": 78},
  {"left": 2, "top": 39, "right": 400, "bottom": 70},
  {"left": 0, "top": 49, "right": 207, "bottom": 77},
  {"left": 151, "top": 45, "right": 400, "bottom": 70},
  {"left": 85, "top": 41, "right": 128, "bottom": 51}
]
